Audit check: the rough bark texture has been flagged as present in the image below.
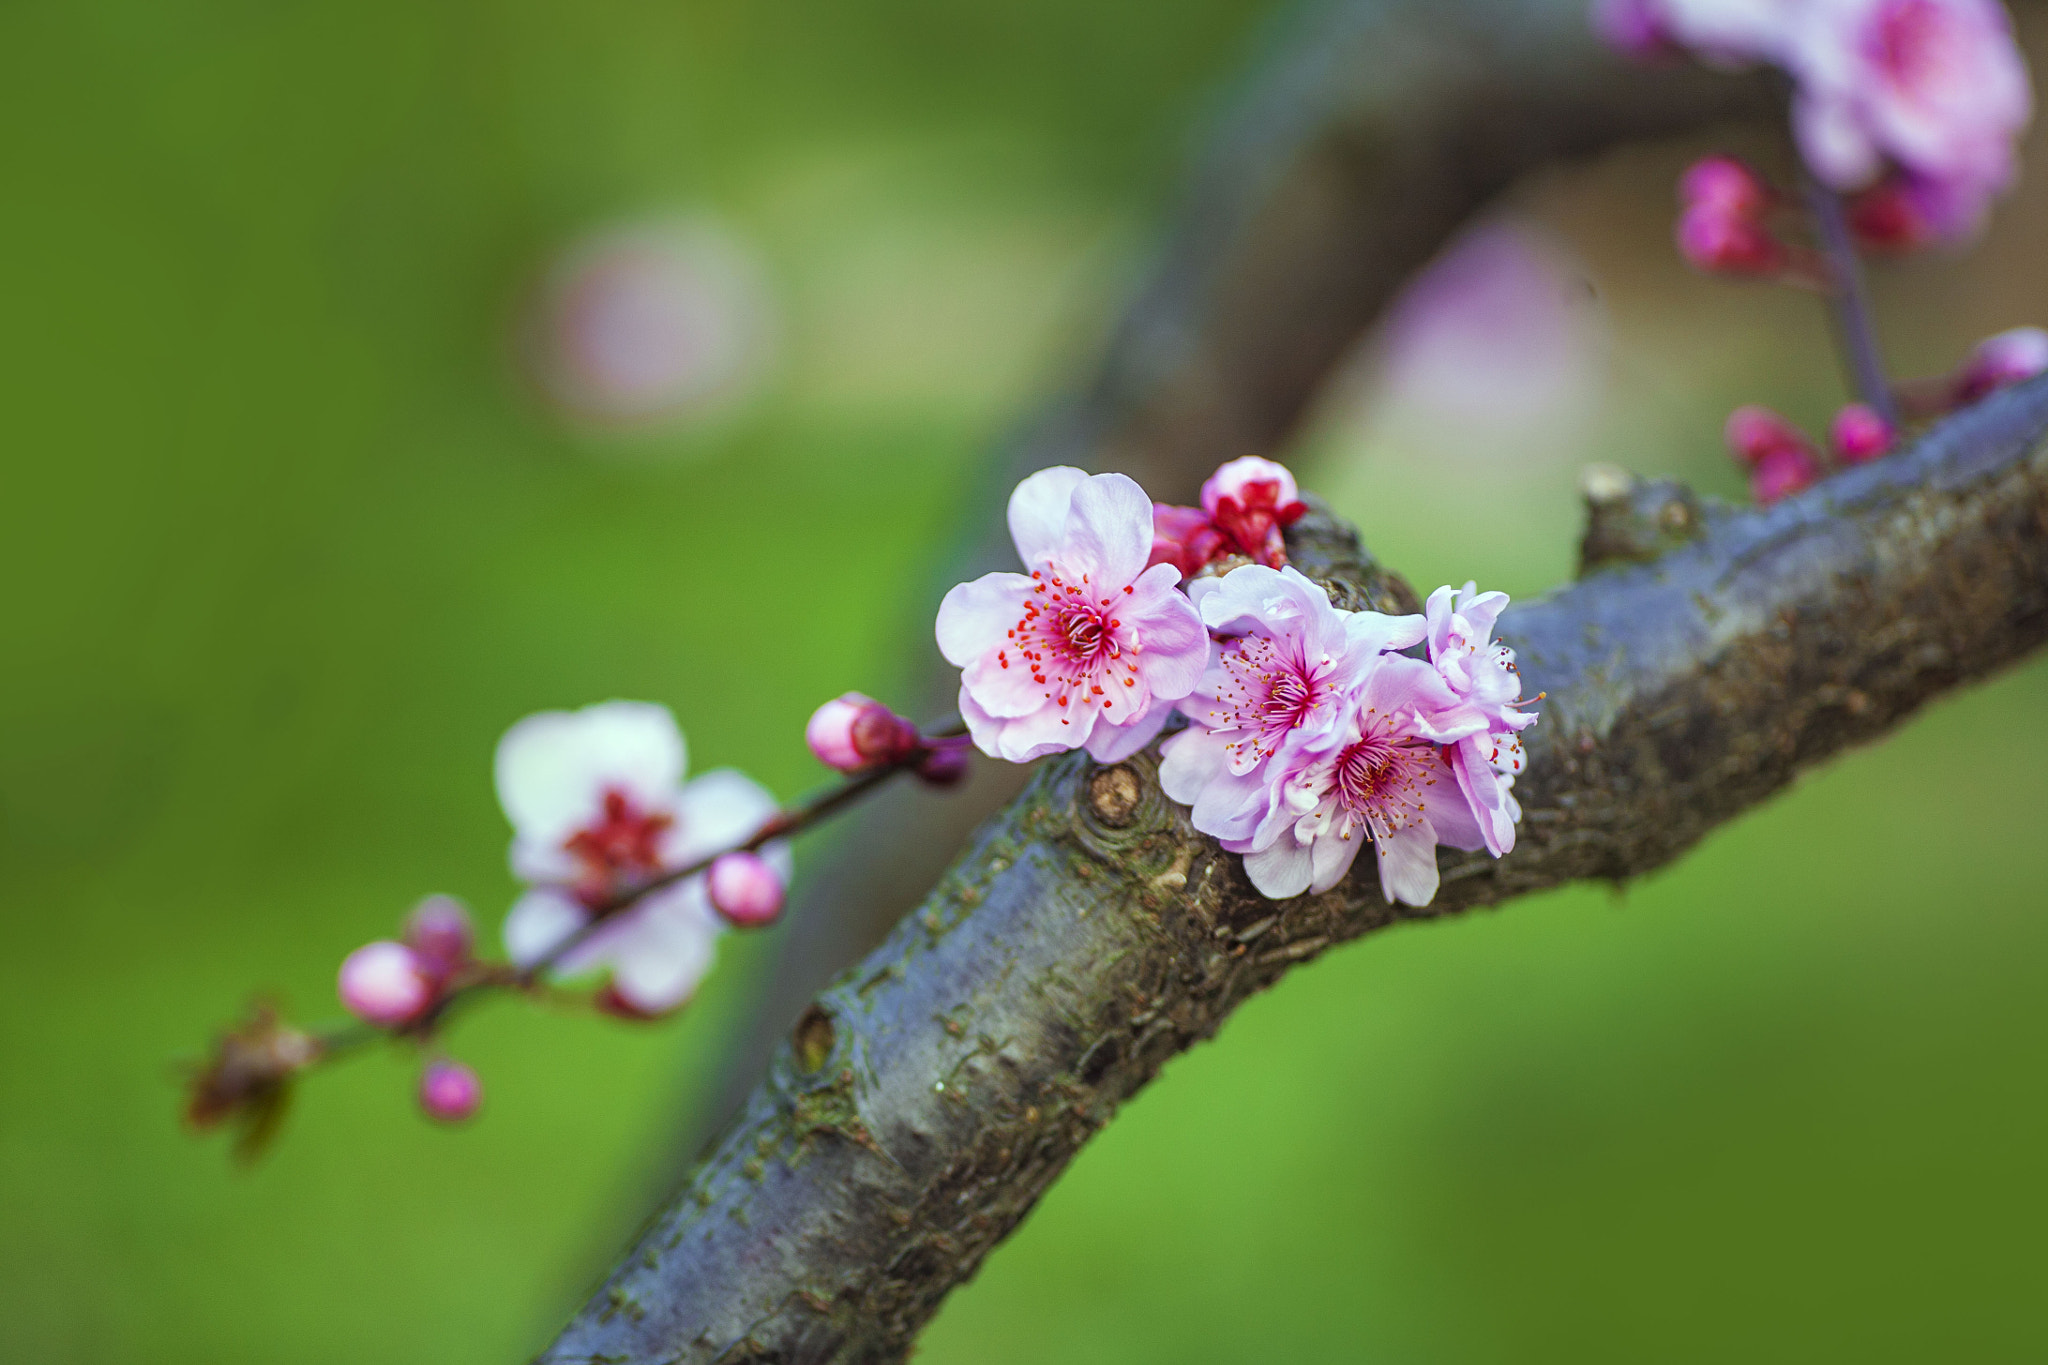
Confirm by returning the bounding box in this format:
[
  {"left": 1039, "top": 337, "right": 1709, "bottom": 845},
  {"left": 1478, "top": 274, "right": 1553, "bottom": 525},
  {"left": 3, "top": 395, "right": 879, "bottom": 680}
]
[
  {"left": 697, "top": 0, "right": 1782, "bottom": 1157},
  {"left": 545, "top": 374, "right": 2048, "bottom": 1365}
]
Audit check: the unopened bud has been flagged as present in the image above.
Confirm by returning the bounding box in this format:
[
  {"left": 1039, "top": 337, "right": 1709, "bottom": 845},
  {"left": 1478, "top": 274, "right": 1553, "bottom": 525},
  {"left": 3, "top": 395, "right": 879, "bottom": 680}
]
[
  {"left": 915, "top": 741, "right": 971, "bottom": 787},
  {"left": 707, "top": 850, "right": 786, "bottom": 926},
  {"left": 1953, "top": 327, "right": 2048, "bottom": 406},
  {"left": 1591, "top": 0, "right": 1678, "bottom": 59},
  {"left": 419, "top": 1060, "right": 482, "bottom": 1123},
  {"left": 403, "top": 895, "right": 473, "bottom": 977},
  {"left": 1724, "top": 405, "right": 1814, "bottom": 468},
  {"left": 1679, "top": 156, "right": 1771, "bottom": 217},
  {"left": 338, "top": 940, "right": 433, "bottom": 1026},
  {"left": 806, "top": 693, "right": 920, "bottom": 773},
  {"left": 1751, "top": 444, "right": 1820, "bottom": 505},
  {"left": 1829, "top": 403, "right": 1894, "bottom": 465}
]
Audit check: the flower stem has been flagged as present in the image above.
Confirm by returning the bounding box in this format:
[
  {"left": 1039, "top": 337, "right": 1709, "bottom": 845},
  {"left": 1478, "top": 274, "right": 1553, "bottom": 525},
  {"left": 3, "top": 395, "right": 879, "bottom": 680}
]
[{"left": 1803, "top": 174, "right": 1900, "bottom": 429}]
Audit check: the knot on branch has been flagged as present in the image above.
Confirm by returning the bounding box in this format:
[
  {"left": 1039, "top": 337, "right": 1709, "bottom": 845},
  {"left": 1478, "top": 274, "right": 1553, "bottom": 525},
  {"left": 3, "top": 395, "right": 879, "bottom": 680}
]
[{"left": 1577, "top": 464, "right": 1709, "bottom": 574}]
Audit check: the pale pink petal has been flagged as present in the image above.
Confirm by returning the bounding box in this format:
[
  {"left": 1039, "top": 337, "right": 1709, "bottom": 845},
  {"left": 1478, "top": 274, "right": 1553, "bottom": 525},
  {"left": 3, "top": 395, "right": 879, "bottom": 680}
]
[
  {"left": 503, "top": 887, "right": 589, "bottom": 968},
  {"left": 935, "top": 573, "right": 1032, "bottom": 667},
  {"left": 606, "top": 889, "right": 721, "bottom": 1014},
  {"left": 667, "top": 767, "right": 781, "bottom": 866},
  {"left": 1126, "top": 564, "right": 1209, "bottom": 700},
  {"left": 1006, "top": 466, "right": 1088, "bottom": 568},
  {"left": 1063, "top": 472, "right": 1155, "bottom": 588},
  {"left": 1374, "top": 822, "right": 1441, "bottom": 906},
  {"left": 1451, "top": 738, "right": 1516, "bottom": 857},
  {"left": 1794, "top": 90, "right": 1882, "bottom": 188},
  {"left": 1307, "top": 824, "right": 1367, "bottom": 895},
  {"left": 1084, "top": 697, "right": 1175, "bottom": 762},
  {"left": 1346, "top": 608, "right": 1427, "bottom": 657},
  {"left": 1243, "top": 833, "right": 1317, "bottom": 899}
]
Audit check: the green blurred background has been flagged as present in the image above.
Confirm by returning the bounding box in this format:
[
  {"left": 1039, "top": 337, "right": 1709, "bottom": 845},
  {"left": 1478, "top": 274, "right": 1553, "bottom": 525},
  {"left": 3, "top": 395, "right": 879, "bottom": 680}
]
[{"left": 3, "top": 2, "right": 2045, "bottom": 1361}]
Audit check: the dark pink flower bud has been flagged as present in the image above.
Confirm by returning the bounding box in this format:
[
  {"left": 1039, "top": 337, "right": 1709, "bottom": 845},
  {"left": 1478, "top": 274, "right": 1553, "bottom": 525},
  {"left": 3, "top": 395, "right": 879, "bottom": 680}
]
[
  {"left": 1952, "top": 327, "right": 2048, "bottom": 406},
  {"left": 1679, "top": 156, "right": 1771, "bottom": 217},
  {"left": 1148, "top": 503, "right": 1227, "bottom": 578},
  {"left": 1751, "top": 444, "right": 1820, "bottom": 505},
  {"left": 1591, "top": 0, "right": 1678, "bottom": 59},
  {"left": 1829, "top": 403, "right": 1894, "bottom": 465},
  {"left": 707, "top": 851, "right": 785, "bottom": 927},
  {"left": 339, "top": 941, "right": 433, "bottom": 1026},
  {"left": 914, "top": 740, "right": 971, "bottom": 788},
  {"left": 1675, "top": 202, "right": 1784, "bottom": 277},
  {"left": 1200, "top": 457, "right": 1307, "bottom": 568},
  {"left": 418, "top": 1060, "right": 481, "bottom": 1123},
  {"left": 805, "top": 693, "right": 920, "bottom": 773},
  {"left": 403, "top": 895, "right": 473, "bottom": 977},
  {"left": 1724, "top": 405, "right": 1815, "bottom": 468}
]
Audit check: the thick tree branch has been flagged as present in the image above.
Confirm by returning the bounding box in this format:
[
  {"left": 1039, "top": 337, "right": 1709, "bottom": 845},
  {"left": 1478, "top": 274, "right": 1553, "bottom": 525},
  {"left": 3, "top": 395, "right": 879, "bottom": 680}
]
[
  {"left": 546, "top": 375, "right": 2048, "bottom": 1364},
  {"left": 699, "top": 0, "right": 1782, "bottom": 1159}
]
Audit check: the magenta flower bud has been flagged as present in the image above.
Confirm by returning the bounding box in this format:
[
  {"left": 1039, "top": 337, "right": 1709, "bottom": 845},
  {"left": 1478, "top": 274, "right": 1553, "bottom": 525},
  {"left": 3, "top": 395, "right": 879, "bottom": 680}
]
[
  {"left": 419, "top": 1060, "right": 482, "bottom": 1123},
  {"left": 707, "top": 851, "right": 786, "bottom": 926},
  {"left": 1675, "top": 202, "right": 1783, "bottom": 277},
  {"left": 1751, "top": 444, "right": 1820, "bottom": 505},
  {"left": 1829, "top": 403, "right": 1894, "bottom": 465},
  {"left": 805, "top": 693, "right": 920, "bottom": 773},
  {"left": 403, "top": 895, "right": 473, "bottom": 977},
  {"left": 1724, "top": 405, "right": 1813, "bottom": 468},
  {"left": 1590, "top": 0, "right": 1677, "bottom": 59},
  {"left": 1953, "top": 327, "right": 2048, "bottom": 406},
  {"left": 1679, "top": 156, "right": 1770, "bottom": 217},
  {"left": 337, "top": 940, "right": 433, "bottom": 1026},
  {"left": 915, "top": 741, "right": 971, "bottom": 788}
]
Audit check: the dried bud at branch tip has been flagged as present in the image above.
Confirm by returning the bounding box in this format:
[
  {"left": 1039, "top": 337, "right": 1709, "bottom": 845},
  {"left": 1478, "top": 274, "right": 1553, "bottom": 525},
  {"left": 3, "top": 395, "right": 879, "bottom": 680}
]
[{"left": 707, "top": 851, "right": 785, "bottom": 927}]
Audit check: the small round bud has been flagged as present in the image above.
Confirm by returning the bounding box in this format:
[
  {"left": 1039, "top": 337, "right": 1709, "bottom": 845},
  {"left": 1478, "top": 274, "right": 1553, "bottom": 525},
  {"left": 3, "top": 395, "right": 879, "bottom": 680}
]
[
  {"left": 1724, "top": 405, "right": 1814, "bottom": 468},
  {"left": 1751, "top": 444, "right": 1820, "bottom": 505},
  {"left": 418, "top": 1060, "right": 481, "bottom": 1123},
  {"left": 1591, "top": 0, "right": 1677, "bottom": 59},
  {"left": 1679, "top": 156, "right": 1771, "bottom": 216},
  {"left": 1675, "top": 202, "right": 1783, "bottom": 277},
  {"left": 707, "top": 851, "right": 786, "bottom": 926},
  {"left": 403, "top": 895, "right": 473, "bottom": 977},
  {"left": 338, "top": 940, "right": 433, "bottom": 1026},
  {"left": 1829, "top": 403, "right": 1894, "bottom": 465},
  {"left": 1954, "top": 327, "right": 2048, "bottom": 406},
  {"left": 915, "top": 742, "right": 971, "bottom": 787}
]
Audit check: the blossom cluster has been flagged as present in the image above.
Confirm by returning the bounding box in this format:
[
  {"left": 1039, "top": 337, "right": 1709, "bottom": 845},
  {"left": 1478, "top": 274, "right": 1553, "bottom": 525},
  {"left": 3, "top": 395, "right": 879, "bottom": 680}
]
[
  {"left": 939, "top": 460, "right": 1537, "bottom": 905},
  {"left": 1599, "top": 0, "right": 2033, "bottom": 246}
]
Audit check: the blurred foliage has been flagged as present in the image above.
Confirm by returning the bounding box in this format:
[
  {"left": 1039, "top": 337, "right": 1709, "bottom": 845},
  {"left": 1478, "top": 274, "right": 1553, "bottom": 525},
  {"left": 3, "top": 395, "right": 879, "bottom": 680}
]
[{"left": 1, "top": 2, "right": 2044, "bottom": 1362}]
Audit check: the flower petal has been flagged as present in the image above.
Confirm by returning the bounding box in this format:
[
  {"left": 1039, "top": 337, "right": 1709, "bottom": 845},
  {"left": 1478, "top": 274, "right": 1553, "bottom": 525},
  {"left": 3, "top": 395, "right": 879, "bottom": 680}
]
[
  {"left": 936, "top": 572, "right": 1033, "bottom": 668},
  {"left": 503, "top": 887, "right": 588, "bottom": 968},
  {"left": 1062, "top": 472, "right": 1156, "bottom": 588},
  {"left": 495, "top": 701, "right": 686, "bottom": 849},
  {"left": 1373, "top": 822, "right": 1440, "bottom": 906},
  {"left": 1006, "top": 466, "right": 1088, "bottom": 568}
]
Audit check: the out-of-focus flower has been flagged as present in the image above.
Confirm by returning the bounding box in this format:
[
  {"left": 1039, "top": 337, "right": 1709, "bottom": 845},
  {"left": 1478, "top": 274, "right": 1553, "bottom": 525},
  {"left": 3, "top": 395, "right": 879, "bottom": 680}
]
[
  {"left": 337, "top": 940, "right": 434, "bottom": 1027},
  {"left": 419, "top": 1060, "right": 482, "bottom": 1123},
  {"left": 184, "top": 1003, "right": 322, "bottom": 1163},
  {"left": 1420, "top": 584, "right": 1539, "bottom": 859},
  {"left": 495, "top": 701, "right": 786, "bottom": 1017},
  {"left": 1830, "top": 402, "right": 1896, "bottom": 461},
  {"left": 531, "top": 216, "right": 778, "bottom": 432},
  {"left": 1755, "top": 444, "right": 1824, "bottom": 501},
  {"left": 403, "top": 895, "right": 473, "bottom": 980},
  {"left": 706, "top": 851, "right": 786, "bottom": 927},
  {"left": 1786, "top": 0, "right": 2030, "bottom": 240},
  {"left": 805, "top": 693, "right": 921, "bottom": 774},
  {"left": 1593, "top": 0, "right": 1684, "bottom": 57},
  {"left": 1951, "top": 325, "right": 2048, "bottom": 403},
  {"left": 1725, "top": 404, "right": 1825, "bottom": 501},
  {"left": 1159, "top": 566, "right": 1422, "bottom": 845},
  {"left": 1230, "top": 658, "right": 1485, "bottom": 906},
  {"left": 1676, "top": 156, "right": 1790, "bottom": 276},
  {"left": 937, "top": 468, "right": 1208, "bottom": 763}
]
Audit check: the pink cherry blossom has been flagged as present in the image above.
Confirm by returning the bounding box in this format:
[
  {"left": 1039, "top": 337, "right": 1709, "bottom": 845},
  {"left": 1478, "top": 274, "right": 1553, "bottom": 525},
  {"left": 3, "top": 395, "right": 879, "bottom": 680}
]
[
  {"left": 338, "top": 940, "right": 433, "bottom": 1027},
  {"left": 1231, "top": 657, "right": 1486, "bottom": 905},
  {"left": 1421, "top": 583, "right": 1540, "bottom": 858},
  {"left": 1786, "top": 0, "right": 2030, "bottom": 230},
  {"left": 937, "top": 468, "right": 1209, "bottom": 763},
  {"left": 1159, "top": 565, "right": 1423, "bottom": 844},
  {"left": 495, "top": 701, "right": 786, "bottom": 1016},
  {"left": 419, "top": 1060, "right": 482, "bottom": 1123}
]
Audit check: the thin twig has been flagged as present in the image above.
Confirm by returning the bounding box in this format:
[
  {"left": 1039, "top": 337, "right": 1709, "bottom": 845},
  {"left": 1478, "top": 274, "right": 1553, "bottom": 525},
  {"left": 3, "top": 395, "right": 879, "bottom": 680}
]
[{"left": 1804, "top": 173, "right": 1901, "bottom": 429}]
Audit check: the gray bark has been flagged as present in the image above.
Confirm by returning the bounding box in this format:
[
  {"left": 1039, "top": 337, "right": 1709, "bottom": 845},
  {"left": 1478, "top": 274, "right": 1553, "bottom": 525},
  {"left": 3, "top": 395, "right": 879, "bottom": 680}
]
[{"left": 545, "top": 374, "right": 2048, "bottom": 1364}]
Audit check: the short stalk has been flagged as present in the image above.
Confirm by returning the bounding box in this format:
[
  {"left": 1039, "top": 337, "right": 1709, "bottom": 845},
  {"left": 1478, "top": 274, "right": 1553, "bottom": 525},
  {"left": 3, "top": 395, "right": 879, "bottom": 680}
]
[{"left": 1804, "top": 175, "right": 1900, "bottom": 430}]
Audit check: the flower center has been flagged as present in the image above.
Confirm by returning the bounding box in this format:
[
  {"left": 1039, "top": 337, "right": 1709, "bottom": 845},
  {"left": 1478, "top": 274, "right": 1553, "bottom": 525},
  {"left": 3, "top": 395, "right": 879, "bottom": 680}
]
[
  {"left": 563, "top": 787, "right": 674, "bottom": 886},
  {"left": 1210, "top": 637, "right": 1327, "bottom": 762},
  {"left": 1328, "top": 728, "right": 1438, "bottom": 840},
  {"left": 997, "top": 568, "right": 1143, "bottom": 720}
]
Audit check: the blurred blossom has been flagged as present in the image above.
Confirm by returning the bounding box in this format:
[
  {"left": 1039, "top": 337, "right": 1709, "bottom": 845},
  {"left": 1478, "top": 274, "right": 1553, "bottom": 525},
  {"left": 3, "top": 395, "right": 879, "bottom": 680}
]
[
  {"left": 418, "top": 1061, "right": 482, "bottom": 1123},
  {"left": 1953, "top": 325, "right": 2048, "bottom": 402},
  {"left": 1830, "top": 402, "right": 1896, "bottom": 461},
  {"left": 531, "top": 216, "right": 778, "bottom": 432},
  {"left": 1369, "top": 222, "right": 1609, "bottom": 441}
]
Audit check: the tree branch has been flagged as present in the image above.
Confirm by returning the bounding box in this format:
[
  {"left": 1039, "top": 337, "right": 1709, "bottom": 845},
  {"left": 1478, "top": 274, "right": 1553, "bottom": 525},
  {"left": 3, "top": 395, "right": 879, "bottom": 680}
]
[{"left": 543, "top": 374, "right": 2048, "bottom": 1364}]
